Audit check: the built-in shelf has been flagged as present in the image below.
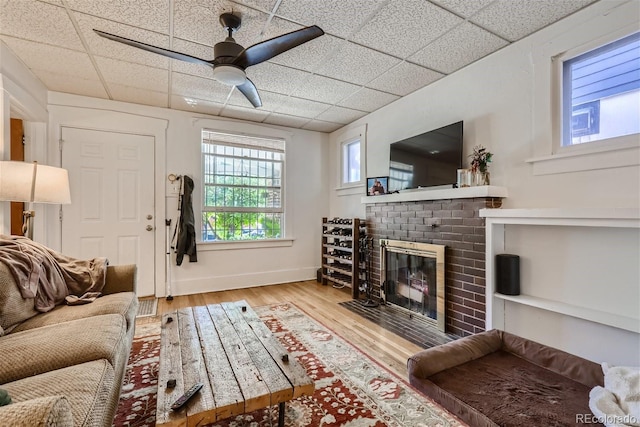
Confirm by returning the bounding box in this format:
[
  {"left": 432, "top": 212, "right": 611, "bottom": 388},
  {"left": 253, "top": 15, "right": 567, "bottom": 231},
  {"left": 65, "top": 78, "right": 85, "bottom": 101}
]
[
  {"left": 480, "top": 207, "right": 640, "bottom": 228},
  {"left": 483, "top": 208, "right": 640, "bottom": 333},
  {"left": 495, "top": 293, "right": 640, "bottom": 333},
  {"left": 361, "top": 185, "right": 507, "bottom": 204}
]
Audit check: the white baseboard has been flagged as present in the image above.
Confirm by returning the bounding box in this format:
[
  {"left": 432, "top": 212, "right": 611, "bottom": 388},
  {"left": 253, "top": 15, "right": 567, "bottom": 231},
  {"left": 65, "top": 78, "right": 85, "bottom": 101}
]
[{"left": 157, "top": 266, "right": 319, "bottom": 297}]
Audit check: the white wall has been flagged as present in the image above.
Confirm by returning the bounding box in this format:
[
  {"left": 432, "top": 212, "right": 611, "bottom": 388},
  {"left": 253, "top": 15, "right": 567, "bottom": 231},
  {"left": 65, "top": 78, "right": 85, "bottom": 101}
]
[
  {"left": 0, "top": 38, "right": 330, "bottom": 299},
  {"left": 329, "top": 0, "right": 640, "bottom": 215},
  {"left": 46, "top": 92, "right": 329, "bottom": 297},
  {"left": 0, "top": 41, "right": 49, "bottom": 240},
  {"left": 328, "top": 0, "right": 640, "bottom": 364}
]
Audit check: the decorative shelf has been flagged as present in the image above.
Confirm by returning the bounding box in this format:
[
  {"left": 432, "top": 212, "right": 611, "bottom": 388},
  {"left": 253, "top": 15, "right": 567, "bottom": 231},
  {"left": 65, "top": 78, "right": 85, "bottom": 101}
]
[
  {"left": 480, "top": 208, "right": 640, "bottom": 228},
  {"left": 361, "top": 185, "right": 507, "bottom": 204},
  {"left": 495, "top": 293, "right": 640, "bottom": 333},
  {"left": 483, "top": 207, "right": 640, "bottom": 333}
]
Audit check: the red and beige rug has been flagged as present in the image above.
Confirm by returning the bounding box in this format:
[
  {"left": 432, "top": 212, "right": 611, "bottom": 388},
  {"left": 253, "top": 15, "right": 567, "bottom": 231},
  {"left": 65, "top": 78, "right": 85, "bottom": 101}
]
[{"left": 113, "top": 303, "right": 464, "bottom": 427}]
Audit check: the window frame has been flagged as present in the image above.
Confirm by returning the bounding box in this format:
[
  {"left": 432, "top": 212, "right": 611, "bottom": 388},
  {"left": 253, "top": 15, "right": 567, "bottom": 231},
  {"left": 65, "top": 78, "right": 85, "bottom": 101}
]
[
  {"left": 335, "top": 124, "right": 367, "bottom": 192},
  {"left": 527, "top": 16, "right": 640, "bottom": 176},
  {"left": 341, "top": 137, "right": 361, "bottom": 186},
  {"left": 200, "top": 129, "right": 288, "bottom": 244},
  {"left": 559, "top": 31, "right": 640, "bottom": 150}
]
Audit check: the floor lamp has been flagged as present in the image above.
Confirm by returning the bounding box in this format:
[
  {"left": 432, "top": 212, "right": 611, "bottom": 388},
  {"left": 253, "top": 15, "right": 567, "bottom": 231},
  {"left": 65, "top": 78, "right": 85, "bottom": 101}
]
[{"left": 0, "top": 161, "right": 71, "bottom": 239}]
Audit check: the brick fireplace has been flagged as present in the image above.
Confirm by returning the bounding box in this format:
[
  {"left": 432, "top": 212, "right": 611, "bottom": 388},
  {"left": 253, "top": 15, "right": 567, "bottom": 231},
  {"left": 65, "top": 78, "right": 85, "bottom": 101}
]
[{"left": 364, "top": 191, "right": 504, "bottom": 337}]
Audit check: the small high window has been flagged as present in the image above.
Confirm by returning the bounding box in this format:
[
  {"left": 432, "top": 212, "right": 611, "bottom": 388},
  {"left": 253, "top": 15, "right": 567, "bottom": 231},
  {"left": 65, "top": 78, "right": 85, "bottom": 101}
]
[
  {"left": 342, "top": 138, "right": 361, "bottom": 184},
  {"left": 562, "top": 32, "right": 640, "bottom": 147}
]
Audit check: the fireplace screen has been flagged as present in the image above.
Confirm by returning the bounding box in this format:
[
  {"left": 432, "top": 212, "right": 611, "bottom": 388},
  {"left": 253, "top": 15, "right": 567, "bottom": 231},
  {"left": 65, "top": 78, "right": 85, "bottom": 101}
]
[{"left": 380, "top": 239, "right": 445, "bottom": 331}]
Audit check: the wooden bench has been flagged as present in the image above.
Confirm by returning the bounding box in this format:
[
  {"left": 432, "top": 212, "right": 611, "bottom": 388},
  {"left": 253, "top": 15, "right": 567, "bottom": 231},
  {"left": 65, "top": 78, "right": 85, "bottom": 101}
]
[{"left": 156, "top": 300, "right": 314, "bottom": 426}]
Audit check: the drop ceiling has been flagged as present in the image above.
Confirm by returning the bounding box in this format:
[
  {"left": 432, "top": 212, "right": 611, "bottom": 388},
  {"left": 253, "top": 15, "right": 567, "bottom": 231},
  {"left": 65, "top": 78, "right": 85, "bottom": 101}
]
[{"left": 0, "top": 0, "right": 598, "bottom": 133}]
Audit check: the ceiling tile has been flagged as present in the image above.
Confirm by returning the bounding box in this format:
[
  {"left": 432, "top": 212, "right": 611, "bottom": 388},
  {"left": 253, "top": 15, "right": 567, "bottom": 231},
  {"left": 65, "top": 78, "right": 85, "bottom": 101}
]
[
  {"left": 95, "top": 56, "right": 168, "bottom": 92},
  {"left": 220, "top": 104, "right": 271, "bottom": 122},
  {"left": 431, "top": 0, "right": 495, "bottom": 18},
  {"left": 302, "top": 120, "right": 343, "bottom": 133},
  {"left": 264, "top": 18, "right": 343, "bottom": 72},
  {"left": 274, "top": 96, "right": 331, "bottom": 118},
  {"left": 171, "top": 38, "right": 216, "bottom": 79},
  {"left": 263, "top": 113, "right": 311, "bottom": 128},
  {"left": 338, "top": 88, "right": 399, "bottom": 112},
  {"left": 275, "top": 0, "right": 388, "bottom": 39},
  {"left": 229, "top": 0, "right": 278, "bottom": 13},
  {"left": 409, "top": 22, "right": 508, "bottom": 74},
  {"left": 291, "top": 75, "right": 361, "bottom": 105},
  {"left": 316, "top": 106, "right": 367, "bottom": 124},
  {"left": 172, "top": 72, "right": 233, "bottom": 104},
  {"left": 36, "top": 71, "right": 108, "bottom": 99},
  {"left": 2, "top": 36, "right": 99, "bottom": 80},
  {"left": 227, "top": 88, "right": 290, "bottom": 111},
  {"left": 246, "top": 62, "right": 309, "bottom": 95},
  {"left": 171, "top": 95, "right": 224, "bottom": 115},
  {"left": 470, "top": 0, "right": 597, "bottom": 42},
  {"left": 108, "top": 84, "right": 168, "bottom": 108},
  {"left": 315, "top": 41, "right": 401, "bottom": 86},
  {"left": 66, "top": 0, "right": 170, "bottom": 33},
  {"left": 367, "top": 62, "right": 443, "bottom": 96},
  {"left": 351, "top": 0, "right": 463, "bottom": 58},
  {"left": 173, "top": 1, "right": 267, "bottom": 47},
  {"left": 0, "top": 1, "right": 83, "bottom": 50},
  {"left": 76, "top": 14, "right": 170, "bottom": 69}
]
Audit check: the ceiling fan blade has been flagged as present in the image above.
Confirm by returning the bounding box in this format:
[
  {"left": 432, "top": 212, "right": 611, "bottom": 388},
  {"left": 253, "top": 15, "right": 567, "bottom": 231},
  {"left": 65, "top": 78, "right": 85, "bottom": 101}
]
[
  {"left": 232, "top": 25, "right": 324, "bottom": 69},
  {"left": 236, "top": 78, "right": 262, "bottom": 108},
  {"left": 93, "top": 29, "right": 213, "bottom": 67}
]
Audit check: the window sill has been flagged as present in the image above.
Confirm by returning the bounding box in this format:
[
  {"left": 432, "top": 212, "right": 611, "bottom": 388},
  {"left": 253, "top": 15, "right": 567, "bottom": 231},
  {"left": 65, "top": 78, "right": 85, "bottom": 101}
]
[
  {"left": 197, "top": 238, "right": 294, "bottom": 251},
  {"left": 335, "top": 184, "right": 364, "bottom": 197},
  {"left": 526, "top": 136, "right": 640, "bottom": 176}
]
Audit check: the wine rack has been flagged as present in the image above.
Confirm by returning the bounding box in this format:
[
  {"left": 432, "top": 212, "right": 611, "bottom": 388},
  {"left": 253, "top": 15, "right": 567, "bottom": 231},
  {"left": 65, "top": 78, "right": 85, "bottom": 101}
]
[{"left": 321, "top": 217, "right": 365, "bottom": 299}]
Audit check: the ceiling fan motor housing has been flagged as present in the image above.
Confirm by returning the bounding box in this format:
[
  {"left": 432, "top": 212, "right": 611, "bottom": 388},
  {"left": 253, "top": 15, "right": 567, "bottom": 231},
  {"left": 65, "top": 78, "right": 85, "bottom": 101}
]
[{"left": 214, "top": 40, "right": 244, "bottom": 63}]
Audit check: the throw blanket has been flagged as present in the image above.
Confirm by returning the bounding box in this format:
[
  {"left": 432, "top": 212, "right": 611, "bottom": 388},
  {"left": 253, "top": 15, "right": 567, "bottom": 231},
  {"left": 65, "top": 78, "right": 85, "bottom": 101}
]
[
  {"left": 0, "top": 235, "right": 107, "bottom": 312},
  {"left": 590, "top": 363, "right": 640, "bottom": 427}
]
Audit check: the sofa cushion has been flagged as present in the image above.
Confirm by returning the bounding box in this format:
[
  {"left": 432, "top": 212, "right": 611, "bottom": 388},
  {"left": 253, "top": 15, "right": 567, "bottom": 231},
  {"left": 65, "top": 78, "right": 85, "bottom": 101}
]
[
  {"left": 11, "top": 291, "right": 138, "bottom": 334},
  {"left": 2, "top": 359, "right": 117, "bottom": 427},
  {"left": 0, "top": 395, "right": 74, "bottom": 427},
  {"left": 0, "top": 262, "right": 38, "bottom": 333},
  {"left": 0, "top": 313, "right": 127, "bottom": 384}
]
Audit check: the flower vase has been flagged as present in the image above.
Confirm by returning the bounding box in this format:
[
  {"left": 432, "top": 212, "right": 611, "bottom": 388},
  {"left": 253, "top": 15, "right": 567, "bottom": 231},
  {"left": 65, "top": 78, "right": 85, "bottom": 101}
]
[{"left": 474, "top": 171, "right": 490, "bottom": 186}]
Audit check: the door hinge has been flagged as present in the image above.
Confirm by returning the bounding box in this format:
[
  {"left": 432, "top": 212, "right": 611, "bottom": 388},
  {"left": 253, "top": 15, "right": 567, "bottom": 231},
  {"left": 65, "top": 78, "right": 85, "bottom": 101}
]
[
  {"left": 59, "top": 139, "right": 64, "bottom": 152},
  {"left": 59, "top": 206, "right": 63, "bottom": 222}
]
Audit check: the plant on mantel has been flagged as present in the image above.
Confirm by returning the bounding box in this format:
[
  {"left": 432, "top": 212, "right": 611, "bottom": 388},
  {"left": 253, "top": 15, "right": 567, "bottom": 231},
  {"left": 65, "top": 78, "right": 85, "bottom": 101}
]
[{"left": 469, "top": 145, "right": 493, "bottom": 185}]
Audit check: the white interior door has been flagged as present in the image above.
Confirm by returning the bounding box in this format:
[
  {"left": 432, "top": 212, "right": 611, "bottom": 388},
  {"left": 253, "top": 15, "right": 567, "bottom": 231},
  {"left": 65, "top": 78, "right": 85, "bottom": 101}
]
[{"left": 61, "top": 127, "right": 155, "bottom": 297}]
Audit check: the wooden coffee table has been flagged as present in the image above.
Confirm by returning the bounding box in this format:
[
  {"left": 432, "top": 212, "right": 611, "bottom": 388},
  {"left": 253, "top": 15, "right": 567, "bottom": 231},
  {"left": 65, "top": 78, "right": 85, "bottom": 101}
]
[{"left": 156, "top": 300, "right": 315, "bottom": 426}]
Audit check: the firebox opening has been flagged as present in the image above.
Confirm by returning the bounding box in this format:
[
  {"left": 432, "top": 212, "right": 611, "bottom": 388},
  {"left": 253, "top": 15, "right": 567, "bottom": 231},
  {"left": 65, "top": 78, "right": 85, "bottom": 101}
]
[{"left": 380, "top": 239, "right": 446, "bottom": 332}]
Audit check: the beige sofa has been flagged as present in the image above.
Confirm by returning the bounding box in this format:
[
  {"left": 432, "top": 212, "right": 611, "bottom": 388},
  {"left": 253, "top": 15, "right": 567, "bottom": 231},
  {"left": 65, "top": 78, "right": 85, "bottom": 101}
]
[{"left": 0, "top": 261, "right": 138, "bottom": 427}]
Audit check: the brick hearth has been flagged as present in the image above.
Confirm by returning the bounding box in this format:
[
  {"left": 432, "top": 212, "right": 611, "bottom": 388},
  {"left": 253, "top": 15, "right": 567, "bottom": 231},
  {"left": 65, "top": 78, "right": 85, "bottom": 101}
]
[{"left": 365, "top": 197, "right": 502, "bottom": 337}]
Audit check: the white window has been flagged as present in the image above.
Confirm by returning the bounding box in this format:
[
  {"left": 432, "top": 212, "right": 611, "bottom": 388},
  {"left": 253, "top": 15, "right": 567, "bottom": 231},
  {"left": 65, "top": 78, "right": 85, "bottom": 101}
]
[
  {"left": 201, "top": 130, "right": 284, "bottom": 241},
  {"left": 561, "top": 32, "right": 640, "bottom": 147},
  {"left": 342, "top": 138, "right": 361, "bottom": 185}
]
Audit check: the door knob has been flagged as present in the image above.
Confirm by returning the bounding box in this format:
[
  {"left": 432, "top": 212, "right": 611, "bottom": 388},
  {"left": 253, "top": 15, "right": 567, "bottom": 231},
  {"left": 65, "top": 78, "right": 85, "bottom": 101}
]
[
  {"left": 146, "top": 225, "right": 154, "bottom": 231},
  {"left": 147, "top": 214, "right": 153, "bottom": 220}
]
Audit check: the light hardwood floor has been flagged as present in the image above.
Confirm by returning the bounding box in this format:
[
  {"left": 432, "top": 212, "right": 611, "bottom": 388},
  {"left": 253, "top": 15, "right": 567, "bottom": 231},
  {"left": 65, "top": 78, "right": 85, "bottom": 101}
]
[{"left": 145, "top": 280, "right": 423, "bottom": 380}]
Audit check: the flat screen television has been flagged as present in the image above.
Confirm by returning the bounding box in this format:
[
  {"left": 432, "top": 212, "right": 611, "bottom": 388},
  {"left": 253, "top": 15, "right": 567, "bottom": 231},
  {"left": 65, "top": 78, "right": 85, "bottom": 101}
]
[{"left": 388, "top": 121, "right": 463, "bottom": 191}]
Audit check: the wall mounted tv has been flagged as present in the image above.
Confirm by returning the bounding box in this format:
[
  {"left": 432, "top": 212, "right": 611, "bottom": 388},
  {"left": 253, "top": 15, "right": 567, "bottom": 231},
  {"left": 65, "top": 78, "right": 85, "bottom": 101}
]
[{"left": 388, "top": 121, "right": 463, "bottom": 191}]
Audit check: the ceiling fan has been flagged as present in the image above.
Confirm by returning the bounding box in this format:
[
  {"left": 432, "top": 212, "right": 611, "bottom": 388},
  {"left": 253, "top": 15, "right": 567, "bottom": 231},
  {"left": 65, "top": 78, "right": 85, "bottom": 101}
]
[{"left": 94, "top": 13, "right": 324, "bottom": 108}]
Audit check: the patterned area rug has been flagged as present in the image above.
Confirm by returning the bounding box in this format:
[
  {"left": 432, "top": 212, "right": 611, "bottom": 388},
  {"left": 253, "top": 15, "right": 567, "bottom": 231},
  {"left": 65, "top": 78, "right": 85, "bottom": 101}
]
[{"left": 113, "top": 303, "right": 465, "bottom": 427}]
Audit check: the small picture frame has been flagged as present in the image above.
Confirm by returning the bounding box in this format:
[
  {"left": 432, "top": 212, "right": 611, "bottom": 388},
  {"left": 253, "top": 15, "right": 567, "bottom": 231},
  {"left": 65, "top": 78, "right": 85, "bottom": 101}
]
[{"left": 367, "top": 176, "right": 389, "bottom": 196}]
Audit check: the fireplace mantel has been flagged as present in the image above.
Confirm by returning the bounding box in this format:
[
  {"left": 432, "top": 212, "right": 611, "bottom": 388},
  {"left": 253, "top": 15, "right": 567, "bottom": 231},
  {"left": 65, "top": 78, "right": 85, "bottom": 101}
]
[{"left": 361, "top": 185, "right": 507, "bottom": 205}]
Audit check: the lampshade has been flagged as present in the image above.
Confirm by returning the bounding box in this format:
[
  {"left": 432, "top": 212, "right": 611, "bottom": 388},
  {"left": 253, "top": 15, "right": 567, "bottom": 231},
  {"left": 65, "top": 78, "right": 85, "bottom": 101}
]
[
  {"left": 212, "top": 65, "right": 247, "bottom": 86},
  {"left": 0, "top": 161, "right": 71, "bottom": 204}
]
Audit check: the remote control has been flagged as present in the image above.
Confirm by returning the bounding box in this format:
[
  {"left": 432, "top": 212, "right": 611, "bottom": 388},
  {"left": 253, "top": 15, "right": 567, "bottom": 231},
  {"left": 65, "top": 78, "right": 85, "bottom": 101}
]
[{"left": 170, "top": 383, "right": 203, "bottom": 411}]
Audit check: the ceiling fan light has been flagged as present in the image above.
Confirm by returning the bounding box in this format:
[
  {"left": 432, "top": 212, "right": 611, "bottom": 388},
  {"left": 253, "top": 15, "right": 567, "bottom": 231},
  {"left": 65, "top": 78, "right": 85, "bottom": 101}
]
[{"left": 213, "top": 65, "right": 247, "bottom": 86}]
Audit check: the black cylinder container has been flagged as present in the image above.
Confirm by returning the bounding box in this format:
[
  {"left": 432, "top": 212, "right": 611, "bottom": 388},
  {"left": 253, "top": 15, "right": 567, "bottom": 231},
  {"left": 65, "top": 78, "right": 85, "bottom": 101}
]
[{"left": 496, "top": 254, "right": 520, "bottom": 295}]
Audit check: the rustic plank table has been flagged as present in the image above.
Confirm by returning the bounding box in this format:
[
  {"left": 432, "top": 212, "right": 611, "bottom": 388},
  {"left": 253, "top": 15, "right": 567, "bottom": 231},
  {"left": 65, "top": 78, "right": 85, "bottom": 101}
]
[{"left": 156, "top": 300, "right": 315, "bottom": 427}]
